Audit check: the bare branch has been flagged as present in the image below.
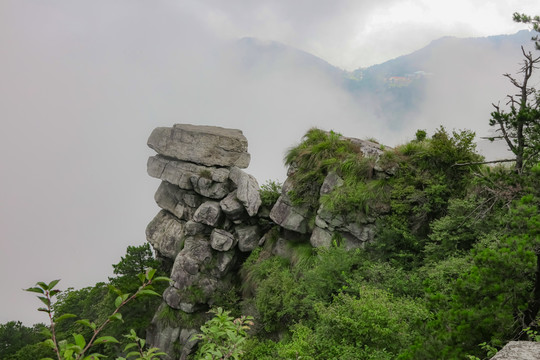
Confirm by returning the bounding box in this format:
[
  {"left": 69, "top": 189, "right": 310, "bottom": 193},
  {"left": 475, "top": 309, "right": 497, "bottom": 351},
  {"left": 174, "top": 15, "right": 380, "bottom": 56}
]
[{"left": 451, "top": 159, "right": 516, "bottom": 167}]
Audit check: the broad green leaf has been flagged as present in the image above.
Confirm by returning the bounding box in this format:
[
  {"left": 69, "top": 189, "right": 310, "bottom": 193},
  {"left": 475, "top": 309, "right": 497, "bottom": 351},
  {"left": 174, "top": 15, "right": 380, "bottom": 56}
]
[
  {"left": 109, "top": 312, "right": 123, "bottom": 322},
  {"left": 153, "top": 276, "right": 172, "bottom": 283},
  {"left": 37, "top": 281, "right": 48, "bottom": 290},
  {"left": 123, "top": 343, "right": 137, "bottom": 351},
  {"left": 125, "top": 351, "right": 141, "bottom": 358},
  {"left": 48, "top": 279, "right": 61, "bottom": 289},
  {"left": 73, "top": 333, "right": 86, "bottom": 349},
  {"left": 146, "top": 268, "right": 157, "bottom": 281},
  {"left": 25, "top": 286, "right": 45, "bottom": 294},
  {"left": 38, "top": 296, "right": 51, "bottom": 306},
  {"left": 94, "top": 335, "right": 120, "bottom": 345},
  {"left": 38, "top": 307, "right": 50, "bottom": 313},
  {"left": 136, "top": 289, "right": 160, "bottom": 297},
  {"left": 115, "top": 295, "right": 123, "bottom": 308},
  {"left": 138, "top": 273, "right": 146, "bottom": 283},
  {"left": 55, "top": 313, "right": 77, "bottom": 322}
]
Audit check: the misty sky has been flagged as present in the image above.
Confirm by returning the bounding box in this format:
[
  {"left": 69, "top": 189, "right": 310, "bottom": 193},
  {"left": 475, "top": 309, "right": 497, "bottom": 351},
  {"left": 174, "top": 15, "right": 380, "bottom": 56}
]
[{"left": 1, "top": 0, "right": 539, "bottom": 325}]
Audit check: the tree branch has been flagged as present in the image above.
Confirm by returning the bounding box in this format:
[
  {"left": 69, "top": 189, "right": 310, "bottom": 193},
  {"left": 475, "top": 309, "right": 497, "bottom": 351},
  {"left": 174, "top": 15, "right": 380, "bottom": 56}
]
[{"left": 452, "top": 159, "right": 516, "bottom": 167}]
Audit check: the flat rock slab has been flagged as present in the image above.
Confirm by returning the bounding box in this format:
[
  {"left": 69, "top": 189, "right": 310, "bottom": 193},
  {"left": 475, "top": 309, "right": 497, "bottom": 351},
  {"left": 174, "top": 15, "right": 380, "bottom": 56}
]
[
  {"left": 148, "top": 124, "right": 251, "bottom": 168},
  {"left": 491, "top": 341, "right": 540, "bottom": 360}
]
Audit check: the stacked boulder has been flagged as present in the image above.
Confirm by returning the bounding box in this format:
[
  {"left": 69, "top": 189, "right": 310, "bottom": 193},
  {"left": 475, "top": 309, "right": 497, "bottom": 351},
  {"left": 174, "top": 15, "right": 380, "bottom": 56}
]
[{"left": 145, "top": 124, "right": 262, "bottom": 357}]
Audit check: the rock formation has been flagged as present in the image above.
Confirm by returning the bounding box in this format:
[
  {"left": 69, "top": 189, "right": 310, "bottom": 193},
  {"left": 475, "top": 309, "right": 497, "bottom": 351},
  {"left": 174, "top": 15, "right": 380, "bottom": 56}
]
[
  {"left": 145, "top": 124, "right": 390, "bottom": 359},
  {"left": 145, "top": 124, "right": 262, "bottom": 359}
]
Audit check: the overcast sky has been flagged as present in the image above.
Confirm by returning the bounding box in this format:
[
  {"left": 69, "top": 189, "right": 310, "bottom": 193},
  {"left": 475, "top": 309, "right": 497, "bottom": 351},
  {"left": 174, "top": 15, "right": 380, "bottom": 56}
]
[{"left": 1, "top": 0, "right": 539, "bottom": 326}]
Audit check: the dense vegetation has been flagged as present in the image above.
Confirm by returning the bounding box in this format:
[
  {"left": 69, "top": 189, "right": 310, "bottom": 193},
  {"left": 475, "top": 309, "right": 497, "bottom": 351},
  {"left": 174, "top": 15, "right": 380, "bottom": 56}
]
[
  {"left": 0, "top": 244, "right": 167, "bottom": 359},
  {"left": 235, "top": 125, "right": 540, "bottom": 359}
]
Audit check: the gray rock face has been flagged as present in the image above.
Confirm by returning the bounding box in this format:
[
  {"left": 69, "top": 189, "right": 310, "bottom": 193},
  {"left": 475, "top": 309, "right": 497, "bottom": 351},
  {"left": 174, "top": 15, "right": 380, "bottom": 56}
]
[
  {"left": 146, "top": 210, "right": 186, "bottom": 259},
  {"left": 190, "top": 176, "right": 230, "bottom": 199},
  {"left": 270, "top": 196, "right": 311, "bottom": 234},
  {"left": 154, "top": 181, "right": 202, "bottom": 220},
  {"left": 320, "top": 172, "right": 343, "bottom": 196},
  {"left": 219, "top": 191, "right": 247, "bottom": 223},
  {"left": 193, "top": 201, "right": 223, "bottom": 227},
  {"left": 490, "top": 341, "right": 540, "bottom": 360},
  {"left": 148, "top": 124, "right": 250, "bottom": 168},
  {"left": 310, "top": 226, "right": 333, "bottom": 248},
  {"left": 229, "top": 167, "right": 262, "bottom": 216},
  {"left": 210, "top": 229, "right": 236, "bottom": 252},
  {"left": 236, "top": 225, "right": 260, "bottom": 252}
]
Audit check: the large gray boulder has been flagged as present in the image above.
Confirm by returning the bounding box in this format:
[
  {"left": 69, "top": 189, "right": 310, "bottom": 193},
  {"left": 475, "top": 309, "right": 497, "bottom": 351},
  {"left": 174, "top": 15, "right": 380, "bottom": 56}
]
[
  {"left": 229, "top": 167, "right": 262, "bottom": 217},
  {"left": 219, "top": 191, "right": 248, "bottom": 223},
  {"left": 147, "top": 155, "right": 230, "bottom": 191},
  {"left": 154, "top": 181, "right": 202, "bottom": 220},
  {"left": 269, "top": 179, "right": 311, "bottom": 234},
  {"left": 147, "top": 124, "right": 250, "bottom": 168},
  {"left": 210, "top": 229, "right": 237, "bottom": 252},
  {"left": 236, "top": 225, "right": 260, "bottom": 252},
  {"left": 193, "top": 201, "right": 223, "bottom": 227},
  {"left": 490, "top": 341, "right": 540, "bottom": 359},
  {"left": 146, "top": 210, "right": 186, "bottom": 259}
]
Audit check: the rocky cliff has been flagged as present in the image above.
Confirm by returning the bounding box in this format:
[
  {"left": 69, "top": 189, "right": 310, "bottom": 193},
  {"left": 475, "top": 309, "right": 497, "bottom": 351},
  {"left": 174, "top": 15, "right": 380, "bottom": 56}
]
[{"left": 144, "top": 124, "right": 389, "bottom": 359}]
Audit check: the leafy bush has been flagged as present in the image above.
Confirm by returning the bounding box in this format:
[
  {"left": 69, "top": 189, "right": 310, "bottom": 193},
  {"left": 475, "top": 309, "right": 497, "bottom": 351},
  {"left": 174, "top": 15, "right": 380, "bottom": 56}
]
[
  {"left": 258, "top": 180, "right": 282, "bottom": 208},
  {"left": 191, "top": 307, "right": 253, "bottom": 360}
]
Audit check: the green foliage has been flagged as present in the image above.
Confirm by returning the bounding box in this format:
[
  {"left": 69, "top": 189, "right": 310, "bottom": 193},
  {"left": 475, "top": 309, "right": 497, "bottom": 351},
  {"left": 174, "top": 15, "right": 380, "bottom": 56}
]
[
  {"left": 284, "top": 128, "right": 363, "bottom": 208},
  {"left": 369, "top": 127, "right": 483, "bottom": 268},
  {"left": 191, "top": 307, "right": 254, "bottom": 360},
  {"left": 513, "top": 12, "right": 540, "bottom": 49},
  {"left": 259, "top": 180, "right": 282, "bottom": 208},
  {"left": 117, "top": 329, "right": 167, "bottom": 360},
  {"left": 0, "top": 321, "right": 52, "bottom": 359},
  {"left": 25, "top": 268, "right": 170, "bottom": 360}
]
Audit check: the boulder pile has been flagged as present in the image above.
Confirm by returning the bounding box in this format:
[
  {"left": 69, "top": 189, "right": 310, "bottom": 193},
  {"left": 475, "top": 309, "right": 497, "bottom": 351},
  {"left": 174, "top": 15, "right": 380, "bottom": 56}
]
[{"left": 145, "top": 124, "right": 262, "bottom": 358}]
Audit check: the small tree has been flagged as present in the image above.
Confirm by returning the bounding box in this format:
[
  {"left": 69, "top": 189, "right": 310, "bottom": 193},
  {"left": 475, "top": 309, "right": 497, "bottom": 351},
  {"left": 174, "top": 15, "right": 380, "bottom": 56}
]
[
  {"left": 486, "top": 14, "right": 540, "bottom": 174},
  {"left": 488, "top": 46, "right": 540, "bottom": 173}
]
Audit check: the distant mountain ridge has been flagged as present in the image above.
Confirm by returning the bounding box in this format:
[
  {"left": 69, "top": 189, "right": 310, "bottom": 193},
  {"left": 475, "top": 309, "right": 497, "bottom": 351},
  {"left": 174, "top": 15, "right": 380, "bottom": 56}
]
[{"left": 234, "top": 30, "right": 536, "bottom": 130}]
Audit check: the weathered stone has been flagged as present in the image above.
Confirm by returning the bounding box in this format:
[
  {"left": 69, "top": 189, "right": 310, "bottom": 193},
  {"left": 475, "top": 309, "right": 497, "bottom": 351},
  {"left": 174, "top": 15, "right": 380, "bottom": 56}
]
[
  {"left": 154, "top": 181, "right": 202, "bottom": 220},
  {"left": 179, "top": 329, "right": 199, "bottom": 360},
  {"left": 210, "top": 229, "right": 236, "bottom": 252},
  {"left": 310, "top": 226, "right": 333, "bottom": 248},
  {"left": 147, "top": 155, "right": 231, "bottom": 190},
  {"left": 190, "top": 176, "right": 230, "bottom": 200},
  {"left": 146, "top": 210, "right": 186, "bottom": 259},
  {"left": 320, "top": 172, "right": 343, "bottom": 195},
  {"left": 184, "top": 220, "right": 211, "bottom": 236},
  {"left": 269, "top": 178, "right": 311, "bottom": 234},
  {"left": 219, "top": 191, "right": 247, "bottom": 223},
  {"left": 147, "top": 124, "right": 251, "bottom": 168},
  {"left": 164, "top": 236, "right": 215, "bottom": 310},
  {"left": 490, "top": 341, "right": 540, "bottom": 360},
  {"left": 345, "top": 137, "right": 387, "bottom": 158},
  {"left": 193, "top": 202, "right": 223, "bottom": 227},
  {"left": 213, "top": 251, "right": 236, "bottom": 277},
  {"left": 146, "top": 303, "right": 181, "bottom": 357},
  {"left": 236, "top": 225, "right": 260, "bottom": 252},
  {"left": 270, "top": 196, "right": 311, "bottom": 233},
  {"left": 344, "top": 223, "right": 376, "bottom": 243},
  {"left": 229, "top": 167, "right": 262, "bottom": 216}
]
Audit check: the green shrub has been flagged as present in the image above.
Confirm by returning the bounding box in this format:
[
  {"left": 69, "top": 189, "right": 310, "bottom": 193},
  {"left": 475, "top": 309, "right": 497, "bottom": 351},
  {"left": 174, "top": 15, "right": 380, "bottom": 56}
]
[{"left": 259, "top": 180, "right": 282, "bottom": 208}]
